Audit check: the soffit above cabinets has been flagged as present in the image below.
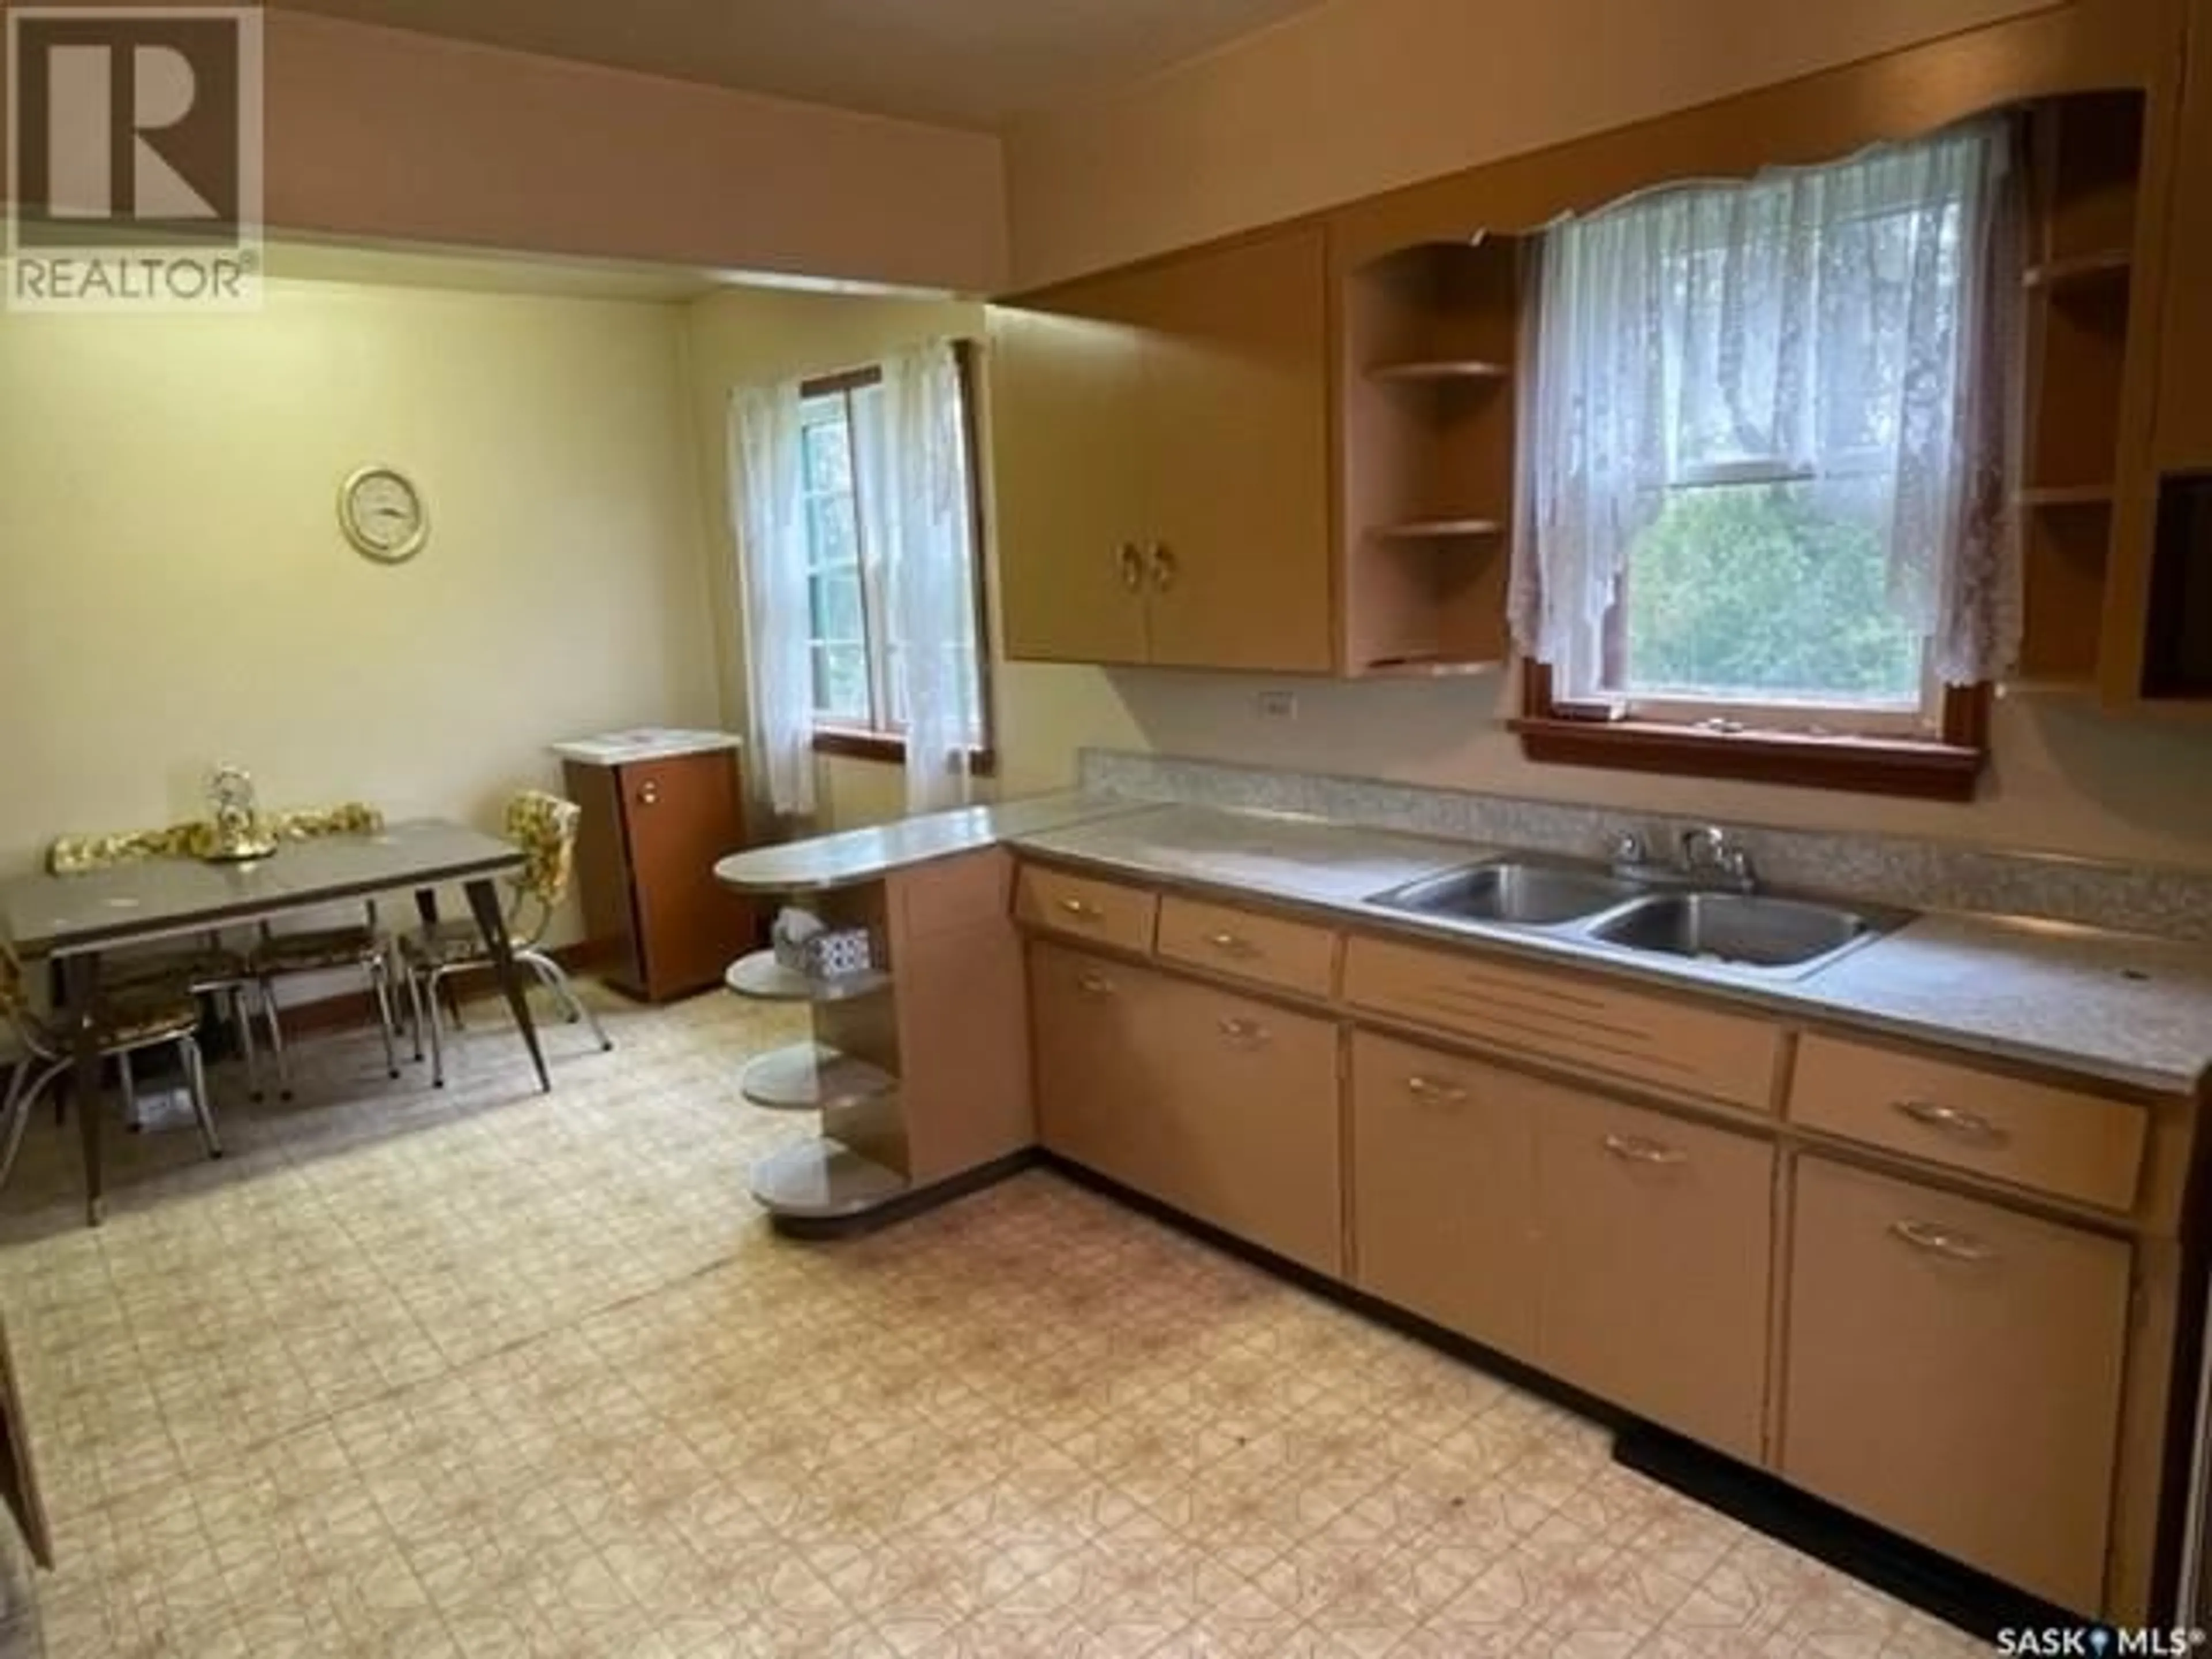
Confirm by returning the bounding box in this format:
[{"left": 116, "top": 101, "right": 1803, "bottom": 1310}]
[{"left": 267, "top": 0, "right": 1334, "bottom": 130}]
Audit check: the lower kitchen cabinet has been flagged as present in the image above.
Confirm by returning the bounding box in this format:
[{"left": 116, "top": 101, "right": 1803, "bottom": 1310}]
[
  {"left": 1783, "top": 1154, "right": 2131, "bottom": 1615},
  {"left": 1536, "top": 1093, "right": 1774, "bottom": 1464},
  {"left": 1031, "top": 943, "right": 1179, "bottom": 1202},
  {"left": 1031, "top": 944, "right": 1342, "bottom": 1275},
  {"left": 1351, "top": 1033, "right": 1539, "bottom": 1360}
]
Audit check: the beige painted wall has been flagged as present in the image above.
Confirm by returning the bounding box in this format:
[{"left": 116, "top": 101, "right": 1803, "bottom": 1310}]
[
  {"left": 1004, "top": 0, "right": 2059, "bottom": 285},
  {"left": 0, "top": 5, "right": 1009, "bottom": 294},
  {"left": 0, "top": 278, "right": 721, "bottom": 940}
]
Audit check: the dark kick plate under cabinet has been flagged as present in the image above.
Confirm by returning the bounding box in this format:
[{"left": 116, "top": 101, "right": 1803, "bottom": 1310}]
[{"left": 2145, "top": 472, "right": 2212, "bottom": 698}]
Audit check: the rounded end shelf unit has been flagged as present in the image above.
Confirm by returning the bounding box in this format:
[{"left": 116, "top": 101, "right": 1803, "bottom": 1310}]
[{"left": 717, "top": 852, "right": 909, "bottom": 1229}]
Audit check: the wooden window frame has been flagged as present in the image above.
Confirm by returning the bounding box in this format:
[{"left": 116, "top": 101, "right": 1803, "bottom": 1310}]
[
  {"left": 798, "top": 343, "right": 997, "bottom": 778},
  {"left": 1513, "top": 663, "right": 1989, "bottom": 800}
]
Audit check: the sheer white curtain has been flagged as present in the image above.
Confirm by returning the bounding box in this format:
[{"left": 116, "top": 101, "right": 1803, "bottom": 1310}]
[
  {"left": 730, "top": 381, "right": 817, "bottom": 821},
  {"left": 1510, "top": 118, "right": 2020, "bottom": 688},
  {"left": 853, "top": 341, "right": 983, "bottom": 815}
]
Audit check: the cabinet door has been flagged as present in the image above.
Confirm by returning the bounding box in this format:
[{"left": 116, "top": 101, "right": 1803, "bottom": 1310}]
[
  {"left": 1350, "top": 1034, "right": 1538, "bottom": 1360},
  {"left": 1152, "top": 977, "right": 1342, "bottom": 1275},
  {"left": 990, "top": 301, "right": 1152, "bottom": 665},
  {"left": 2156, "top": 0, "right": 2212, "bottom": 467},
  {"left": 1537, "top": 1095, "right": 1773, "bottom": 1463},
  {"left": 1029, "top": 943, "right": 1178, "bottom": 1200},
  {"left": 1783, "top": 1156, "right": 2129, "bottom": 1614},
  {"left": 1142, "top": 227, "right": 1334, "bottom": 672},
  {"left": 621, "top": 753, "right": 756, "bottom": 999}
]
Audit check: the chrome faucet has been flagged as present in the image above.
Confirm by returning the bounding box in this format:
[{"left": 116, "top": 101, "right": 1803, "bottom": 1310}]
[{"left": 1679, "top": 825, "right": 1759, "bottom": 893}]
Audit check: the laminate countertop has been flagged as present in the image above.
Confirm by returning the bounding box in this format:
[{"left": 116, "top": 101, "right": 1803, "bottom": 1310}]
[
  {"left": 713, "top": 794, "right": 1142, "bottom": 894},
  {"left": 1007, "top": 803, "right": 2212, "bottom": 1097}
]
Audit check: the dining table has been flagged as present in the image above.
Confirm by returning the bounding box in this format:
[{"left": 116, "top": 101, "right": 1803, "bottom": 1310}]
[{"left": 0, "top": 819, "right": 552, "bottom": 1226}]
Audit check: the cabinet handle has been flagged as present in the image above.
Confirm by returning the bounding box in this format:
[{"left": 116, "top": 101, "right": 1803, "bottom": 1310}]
[
  {"left": 1075, "top": 972, "right": 1115, "bottom": 997},
  {"left": 1058, "top": 897, "right": 1103, "bottom": 921},
  {"left": 637, "top": 782, "right": 661, "bottom": 807},
  {"left": 1217, "top": 1016, "right": 1269, "bottom": 1047},
  {"left": 1893, "top": 1099, "right": 2009, "bottom": 1147},
  {"left": 1889, "top": 1218, "right": 1997, "bottom": 1264},
  {"left": 1150, "top": 543, "right": 1178, "bottom": 592},
  {"left": 1118, "top": 543, "right": 1145, "bottom": 593},
  {"left": 1205, "top": 931, "right": 1256, "bottom": 957},
  {"left": 1602, "top": 1132, "right": 1686, "bottom": 1166},
  {"left": 1406, "top": 1075, "right": 1469, "bottom": 1104}
]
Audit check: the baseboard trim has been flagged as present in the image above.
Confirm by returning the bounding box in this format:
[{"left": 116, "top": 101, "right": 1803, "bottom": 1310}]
[{"left": 767, "top": 1148, "right": 1041, "bottom": 1242}]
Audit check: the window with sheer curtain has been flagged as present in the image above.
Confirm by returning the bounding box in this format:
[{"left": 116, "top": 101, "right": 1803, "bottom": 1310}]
[
  {"left": 730, "top": 341, "right": 989, "bottom": 821},
  {"left": 1510, "top": 120, "right": 2021, "bottom": 755}
]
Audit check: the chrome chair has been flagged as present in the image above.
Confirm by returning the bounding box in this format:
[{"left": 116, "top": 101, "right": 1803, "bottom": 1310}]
[
  {"left": 245, "top": 804, "right": 402, "bottom": 1097},
  {"left": 0, "top": 944, "right": 221, "bottom": 1193},
  {"left": 398, "top": 790, "right": 612, "bottom": 1088},
  {"left": 45, "top": 834, "right": 267, "bottom": 1104}
]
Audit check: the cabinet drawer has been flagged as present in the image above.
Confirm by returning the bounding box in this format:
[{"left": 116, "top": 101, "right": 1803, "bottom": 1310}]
[
  {"left": 1351, "top": 1034, "right": 1538, "bottom": 1359},
  {"left": 1537, "top": 1096, "right": 1774, "bottom": 1463},
  {"left": 1344, "top": 935, "right": 1782, "bottom": 1111},
  {"left": 1157, "top": 897, "right": 1336, "bottom": 999},
  {"left": 1789, "top": 1035, "right": 2146, "bottom": 1213},
  {"left": 1015, "top": 866, "right": 1158, "bottom": 955},
  {"left": 1783, "top": 1156, "right": 2129, "bottom": 1613}
]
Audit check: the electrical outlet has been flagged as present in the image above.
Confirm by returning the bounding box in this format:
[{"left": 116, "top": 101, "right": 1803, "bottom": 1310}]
[{"left": 1256, "top": 690, "right": 1298, "bottom": 721}]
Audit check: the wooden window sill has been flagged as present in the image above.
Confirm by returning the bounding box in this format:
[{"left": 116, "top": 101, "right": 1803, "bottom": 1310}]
[
  {"left": 1509, "top": 715, "right": 1985, "bottom": 800},
  {"left": 812, "top": 728, "right": 998, "bottom": 778}
]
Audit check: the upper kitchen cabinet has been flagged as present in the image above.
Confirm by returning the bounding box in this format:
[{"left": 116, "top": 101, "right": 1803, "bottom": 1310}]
[
  {"left": 2101, "top": 0, "right": 2212, "bottom": 704},
  {"left": 991, "top": 226, "right": 1335, "bottom": 673}
]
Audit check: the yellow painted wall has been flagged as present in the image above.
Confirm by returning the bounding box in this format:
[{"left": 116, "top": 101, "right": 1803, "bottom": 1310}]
[{"left": 0, "top": 278, "right": 721, "bottom": 936}]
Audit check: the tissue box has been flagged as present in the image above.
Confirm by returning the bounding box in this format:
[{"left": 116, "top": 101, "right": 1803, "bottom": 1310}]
[{"left": 771, "top": 908, "right": 876, "bottom": 981}]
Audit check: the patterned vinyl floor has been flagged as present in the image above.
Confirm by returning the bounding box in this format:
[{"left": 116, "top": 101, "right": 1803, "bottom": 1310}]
[{"left": 0, "top": 985, "right": 1985, "bottom": 1657}]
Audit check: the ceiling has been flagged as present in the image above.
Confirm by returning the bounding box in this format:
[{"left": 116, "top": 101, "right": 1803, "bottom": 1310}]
[{"left": 268, "top": 0, "right": 1336, "bottom": 130}]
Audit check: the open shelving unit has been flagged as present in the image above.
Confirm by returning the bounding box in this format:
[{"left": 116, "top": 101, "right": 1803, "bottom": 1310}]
[
  {"left": 722, "top": 882, "right": 912, "bottom": 1224},
  {"left": 1339, "top": 236, "right": 1524, "bottom": 678},
  {"left": 2011, "top": 91, "right": 2147, "bottom": 693}
]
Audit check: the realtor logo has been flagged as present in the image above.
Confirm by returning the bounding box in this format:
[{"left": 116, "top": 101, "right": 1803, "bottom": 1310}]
[{"left": 5, "top": 6, "right": 263, "bottom": 310}]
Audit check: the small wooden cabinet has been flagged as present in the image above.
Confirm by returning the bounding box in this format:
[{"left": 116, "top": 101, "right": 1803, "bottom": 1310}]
[
  {"left": 1351, "top": 1033, "right": 1539, "bottom": 1360},
  {"left": 1783, "top": 1155, "right": 2131, "bottom": 1613},
  {"left": 1535, "top": 1093, "right": 1774, "bottom": 1464},
  {"left": 1031, "top": 942, "right": 1181, "bottom": 1200},
  {"left": 991, "top": 226, "right": 1334, "bottom": 673},
  {"left": 564, "top": 745, "right": 757, "bottom": 1002}
]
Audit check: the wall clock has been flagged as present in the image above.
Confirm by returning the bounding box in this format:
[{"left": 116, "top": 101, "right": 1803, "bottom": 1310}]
[{"left": 338, "top": 465, "right": 429, "bottom": 564}]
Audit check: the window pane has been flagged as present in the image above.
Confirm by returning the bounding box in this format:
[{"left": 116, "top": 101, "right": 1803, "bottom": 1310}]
[
  {"left": 800, "top": 404, "right": 852, "bottom": 494},
  {"left": 805, "top": 497, "right": 858, "bottom": 569},
  {"left": 1614, "top": 481, "right": 1922, "bottom": 706},
  {"left": 812, "top": 645, "right": 870, "bottom": 725},
  {"left": 808, "top": 572, "right": 864, "bottom": 643}
]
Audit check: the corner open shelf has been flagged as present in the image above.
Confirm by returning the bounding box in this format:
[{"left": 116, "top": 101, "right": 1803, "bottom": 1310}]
[
  {"left": 1368, "top": 358, "right": 1512, "bottom": 383},
  {"left": 725, "top": 949, "right": 892, "bottom": 1003},
  {"left": 724, "top": 914, "right": 907, "bottom": 1225},
  {"left": 1371, "top": 517, "right": 1506, "bottom": 540},
  {"left": 2022, "top": 249, "right": 2131, "bottom": 291}
]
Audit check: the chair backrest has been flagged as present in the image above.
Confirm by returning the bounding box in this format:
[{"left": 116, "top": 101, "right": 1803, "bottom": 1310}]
[
  {"left": 0, "top": 945, "right": 46, "bottom": 1059},
  {"left": 504, "top": 792, "right": 582, "bottom": 939}
]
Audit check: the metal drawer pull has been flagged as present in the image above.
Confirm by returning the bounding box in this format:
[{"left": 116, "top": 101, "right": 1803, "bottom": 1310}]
[
  {"left": 1889, "top": 1218, "right": 1997, "bottom": 1263},
  {"left": 1075, "top": 972, "right": 1115, "bottom": 997},
  {"left": 1603, "top": 1133, "right": 1687, "bottom": 1166},
  {"left": 1206, "top": 931, "right": 1256, "bottom": 957},
  {"left": 1406, "top": 1075, "right": 1469, "bottom": 1104},
  {"left": 1151, "top": 543, "right": 1178, "bottom": 592},
  {"left": 1894, "top": 1099, "right": 2009, "bottom": 1147},
  {"left": 1118, "top": 543, "right": 1145, "bottom": 592},
  {"left": 1217, "top": 1017, "right": 1269, "bottom": 1047},
  {"left": 1059, "top": 898, "right": 1103, "bottom": 921}
]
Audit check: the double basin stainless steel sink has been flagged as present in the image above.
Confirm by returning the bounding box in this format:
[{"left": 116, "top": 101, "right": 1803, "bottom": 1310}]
[{"left": 1365, "top": 857, "right": 1902, "bottom": 977}]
